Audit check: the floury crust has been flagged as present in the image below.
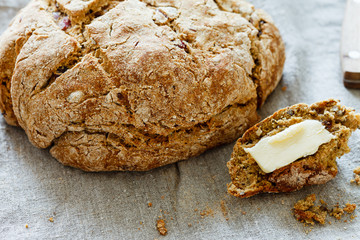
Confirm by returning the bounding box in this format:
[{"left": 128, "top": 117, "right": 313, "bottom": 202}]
[{"left": 0, "top": 0, "right": 285, "bottom": 171}]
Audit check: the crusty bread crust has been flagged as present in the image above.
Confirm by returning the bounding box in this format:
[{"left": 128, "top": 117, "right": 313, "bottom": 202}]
[
  {"left": 0, "top": 0, "right": 285, "bottom": 171},
  {"left": 228, "top": 99, "right": 360, "bottom": 198}
]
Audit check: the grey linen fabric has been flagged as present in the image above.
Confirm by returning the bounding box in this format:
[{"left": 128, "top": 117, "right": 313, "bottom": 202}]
[{"left": 1, "top": 0, "right": 359, "bottom": 239}]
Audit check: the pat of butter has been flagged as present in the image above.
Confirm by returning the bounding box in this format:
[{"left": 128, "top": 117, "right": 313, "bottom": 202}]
[{"left": 244, "top": 120, "right": 335, "bottom": 173}]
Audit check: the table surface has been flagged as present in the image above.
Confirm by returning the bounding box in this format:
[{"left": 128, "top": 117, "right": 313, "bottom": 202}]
[{"left": 1, "top": 0, "right": 360, "bottom": 239}]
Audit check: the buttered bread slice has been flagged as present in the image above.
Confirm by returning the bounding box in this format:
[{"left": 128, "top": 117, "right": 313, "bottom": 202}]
[{"left": 228, "top": 99, "right": 360, "bottom": 198}]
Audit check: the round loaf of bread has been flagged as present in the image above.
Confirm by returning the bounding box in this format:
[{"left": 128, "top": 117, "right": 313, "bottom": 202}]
[{"left": 0, "top": 0, "right": 285, "bottom": 171}]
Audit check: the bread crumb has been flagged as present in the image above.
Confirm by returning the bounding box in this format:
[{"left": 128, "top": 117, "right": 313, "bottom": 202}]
[
  {"left": 294, "top": 194, "right": 316, "bottom": 211},
  {"left": 148, "top": 202, "right": 153, "bottom": 207},
  {"left": 242, "top": 211, "right": 247, "bottom": 215},
  {"left": 330, "top": 205, "right": 344, "bottom": 220},
  {"left": 220, "top": 200, "right": 229, "bottom": 220},
  {"left": 293, "top": 194, "right": 357, "bottom": 225},
  {"left": 156, "top": 219, "right": 167, "bottom": 236},
  {"left": 351, "top": 167, "right": 360, "bottom": 185},
  {"left": 161, "top": 196, "right": 165, "bottom": 200},
  {"left": 281, "top": 200, "right": 285, "bottom": 205},
  {"left": 25, "top": 224, "right": 28, "bottom": 228},
  {"left": 188, "top": 223, "right": 192, "bottom": 227},
  {"left": 343, "top": 203, "right": 356, "bottom": 213},
  {"left": 281, "top": 86, "right": 287, "bottom": 91},
  {"left": 200, "top": 207, "right": 214, "bottom": 218},
  {"left": 48, "top": 217, "right": 54, "bottom": 223}
]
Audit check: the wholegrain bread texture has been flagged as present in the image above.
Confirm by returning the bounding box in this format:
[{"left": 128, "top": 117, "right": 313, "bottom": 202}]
[
  {"left": 228, "top": 99, "right": 360, "bottom": 198},
  {"left": 0, "top": 0, "right": 285, "bottom": 171}
]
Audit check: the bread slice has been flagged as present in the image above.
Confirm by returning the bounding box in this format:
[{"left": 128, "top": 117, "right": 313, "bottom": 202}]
[{"left": 227, "top": 99, "right": 360, "bottom": 198}]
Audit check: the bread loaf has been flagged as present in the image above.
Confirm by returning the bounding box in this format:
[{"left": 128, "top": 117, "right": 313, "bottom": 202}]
[{"left": 0, "top": 0, "right": 285, "bottom": 171}]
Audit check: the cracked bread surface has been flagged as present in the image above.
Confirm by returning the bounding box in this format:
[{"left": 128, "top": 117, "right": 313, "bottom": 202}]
[
  {"left": 228, "top": 99, "right": 360, "bottom": 198},
  {"left": 0, "top": 0, "right": 285, "bottom": 171}
]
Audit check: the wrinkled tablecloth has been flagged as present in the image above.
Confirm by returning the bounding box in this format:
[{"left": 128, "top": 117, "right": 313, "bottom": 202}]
[{"left": 1, "top": 0, "right": 359, "bottom": 239}]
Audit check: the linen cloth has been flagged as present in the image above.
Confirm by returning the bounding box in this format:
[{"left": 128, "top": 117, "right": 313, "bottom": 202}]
[{"left": 1, "top": 0, "right": 359, "bottom": 239}]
